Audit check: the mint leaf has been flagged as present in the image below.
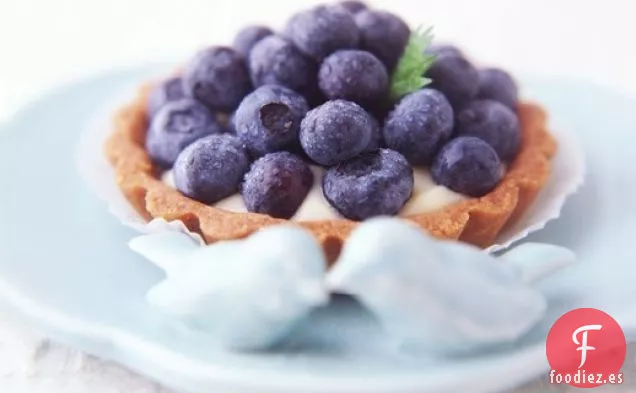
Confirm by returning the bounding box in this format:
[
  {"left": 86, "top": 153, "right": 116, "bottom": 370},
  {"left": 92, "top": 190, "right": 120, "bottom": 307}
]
[{"left": 390, "top": 26, "right": 437, "bottom": 101}]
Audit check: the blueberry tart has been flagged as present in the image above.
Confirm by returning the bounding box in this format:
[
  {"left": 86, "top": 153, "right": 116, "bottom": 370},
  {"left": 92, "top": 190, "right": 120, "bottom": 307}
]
[{"left": 105, "top": 2, "right": 557, "bottom": 263}]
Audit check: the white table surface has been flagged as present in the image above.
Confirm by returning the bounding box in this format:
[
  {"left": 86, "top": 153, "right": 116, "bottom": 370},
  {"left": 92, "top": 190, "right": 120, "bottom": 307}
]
[{"left": 0, "top": 0, "right": 635, "bottom": 392}]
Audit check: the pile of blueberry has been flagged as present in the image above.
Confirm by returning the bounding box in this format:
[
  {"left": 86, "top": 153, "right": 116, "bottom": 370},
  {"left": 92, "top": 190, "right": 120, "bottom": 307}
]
[{"left": 145, "top": 1, "right": 521, "bottom": 221}]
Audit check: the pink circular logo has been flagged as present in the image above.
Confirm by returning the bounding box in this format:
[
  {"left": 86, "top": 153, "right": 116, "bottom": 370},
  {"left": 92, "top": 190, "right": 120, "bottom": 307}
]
[{"left": 546, "top": 308, "right": 626, "bottom": 388}]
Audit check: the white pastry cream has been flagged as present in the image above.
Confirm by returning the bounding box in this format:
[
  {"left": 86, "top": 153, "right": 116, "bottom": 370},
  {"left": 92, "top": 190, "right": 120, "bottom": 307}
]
[{"left": 161, "top": 166, "right": 467, "bottom": 220}]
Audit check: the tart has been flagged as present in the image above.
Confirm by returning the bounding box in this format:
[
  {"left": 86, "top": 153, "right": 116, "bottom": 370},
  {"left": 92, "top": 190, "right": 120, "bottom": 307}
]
[{"left": 104, "top": 2, "right": 557, "bottom": 264}]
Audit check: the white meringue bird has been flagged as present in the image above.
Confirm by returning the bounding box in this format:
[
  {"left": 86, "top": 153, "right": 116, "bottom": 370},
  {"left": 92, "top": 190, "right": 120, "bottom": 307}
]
[
  {"left": 129, "top": 226, "right": 328, "bottom": 351},
  {"left": 326, "top": 217, "right": 575, "bottom": 355}
]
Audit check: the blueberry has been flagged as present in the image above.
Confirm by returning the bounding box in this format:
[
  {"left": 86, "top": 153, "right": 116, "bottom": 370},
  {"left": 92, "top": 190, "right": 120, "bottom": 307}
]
[
  {"left": 146, "top": 99, "right": 223, "bottom": 168},
  {"left": 233, "top": 25, "right": 274, "bottom": 58},
  {"left": 364, "top": 115, "right": 384, "bottom": 152},
  {"left": 323, "top": 149, "right": 413, "bottom": 220},
  {"left": 426, "top": 43, "right": 463, "bottom": 58},
  {"left": 455, "top": 100, "right": 521, "bottom": 162},
  {"left": 183, "top": 47, "right": 252, "bottom": 112},
  {"left": 173, "top": 134, "right": 251, "bottom": 204},
  {"left": 354, "top": 10, "right": 410, "bottom": 72},
  {"left": 318, "top": 50, "right": 389, "bottom": 107},
  {"left": 241, "top": 152, "right": 314, "bottom": 219},
  {"left": 234, "top": 85, "right": 309, "bottom": 157},
  {"left": 299, "top": 100, "right": 376, "bottom": 166},
  {"left": 431, "top": 136, "right": 503, "bottom": 197},
  {"left": 426, "top": 52, "right": 479, "bottom": 110},
  {"left": 249, "top": 35, "right": 320, "bottom": 104},
  {"left": 285, "top": 5, "right": 359, "bottom": 60},
  {"left": 476, "top": 68, "right": 519, "bottom": 110},
  {"left": 336, "top": 0, "right": 368, "bottom": 14},
  {"left": 147, "top": 77, "right": 186, "bottom": 118},
  {"left": 383, "top": 89, "right": 454, "bottom": 166}
]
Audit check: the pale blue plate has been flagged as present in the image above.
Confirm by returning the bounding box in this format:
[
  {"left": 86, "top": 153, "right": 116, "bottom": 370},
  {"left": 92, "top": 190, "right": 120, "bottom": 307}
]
[{"left": 0, "top": 64, "right": 635, "bottom": 393}]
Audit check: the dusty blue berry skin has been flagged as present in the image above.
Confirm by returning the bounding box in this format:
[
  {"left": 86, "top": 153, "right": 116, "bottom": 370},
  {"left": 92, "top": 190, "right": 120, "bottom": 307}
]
[
  {"left": 382, "top": 89, "right": 454, "bottom": 166},
  {"left": 323, "top": 149, "right": 414, "bottom": 220},
  {"left": 146, "top": 99, "right": 223, "bottom": 169},
  {"left": 299, "top": 100, "right": 375, "bottom": 166},
  {"left": 147, "top": 77, "right": 186, "bottom": 118},
  {"left": 318, "top": 50, "right": 389, "bottom": 106},
  {"left": 241, "top": 151, "right": 314, "bottom": 219},
  {"left": 182, "top": 47, "right": 252, "bottom": 112},
  {"left": 431, "top": 136, "right": 503, "bottom": 197},
  {"left": 173, "top": 134, "right": 251, "bottom": 204},
  {"left": 426, "top": 52, "right": 479, "bottom": 110},
  {"left": 285, "top": 5, "right": 359, "bottom": 60},
  {"left": 234, "top": 85, "right": 309, "bottom": 157},
  {"left": 476, "top": 68, "right": 519, "bottom": 110},
  {"left": 233, "top": 25, "right": 274, "bottom": 58},
  {"left": 455, "top": 100, "right": 521, "bottom": 162},
  {"left": 337, "top": 0, "right": 368, "bottom": 14},
  {"left": 248, "top": 35, "right": 320, "bottom": 104},
  {"left": 354, "top": 10, "right": 410, "bottom": 72}
]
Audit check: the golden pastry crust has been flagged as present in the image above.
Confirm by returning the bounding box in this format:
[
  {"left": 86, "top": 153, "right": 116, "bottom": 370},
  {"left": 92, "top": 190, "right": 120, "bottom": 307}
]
[{"left": 105, "top": 83, "right": 557, "bottom": 264}]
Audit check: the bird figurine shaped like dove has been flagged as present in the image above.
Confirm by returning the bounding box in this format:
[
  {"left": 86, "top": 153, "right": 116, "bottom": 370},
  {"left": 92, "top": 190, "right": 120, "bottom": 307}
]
[
  {"left": 130, "top": 218, "right": 574, "bottom": 354},
  {"left": 326, "top": 217, "right": 575, "bottom": 355},
  {"left": 129, "top": 226, "right": 329, "bottom": 351}
]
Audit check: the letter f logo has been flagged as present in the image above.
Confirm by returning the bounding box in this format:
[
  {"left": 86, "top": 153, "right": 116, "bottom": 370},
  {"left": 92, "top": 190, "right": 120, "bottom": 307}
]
[{"left": 572, "top": 324, "right": 603, "bottom": 368}]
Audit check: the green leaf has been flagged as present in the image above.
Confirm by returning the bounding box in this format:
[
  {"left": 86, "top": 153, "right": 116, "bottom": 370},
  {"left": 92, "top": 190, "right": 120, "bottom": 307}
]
[{"left": 389, "top": 26, "right": 437, "bottom": 101}]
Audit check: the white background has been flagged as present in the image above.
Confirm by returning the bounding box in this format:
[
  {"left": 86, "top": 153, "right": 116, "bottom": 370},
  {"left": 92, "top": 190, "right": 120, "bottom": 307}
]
[{"left": 0, "top": 0, "right": 635, "bottom": 392}]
